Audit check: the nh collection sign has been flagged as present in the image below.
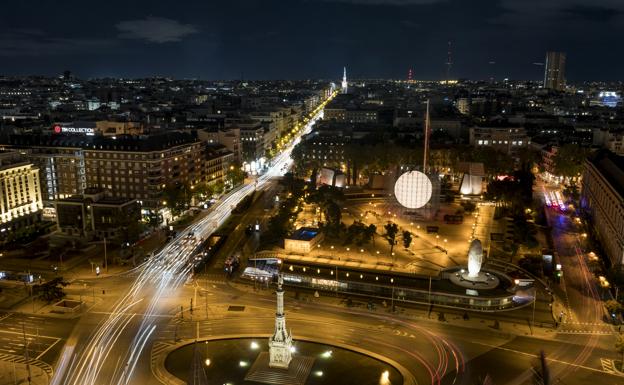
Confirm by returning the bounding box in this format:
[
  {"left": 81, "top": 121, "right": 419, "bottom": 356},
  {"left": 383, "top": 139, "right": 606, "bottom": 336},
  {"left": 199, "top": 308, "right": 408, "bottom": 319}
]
[{"left": 53, "top": 124, "right": 95, "bottom": 135}]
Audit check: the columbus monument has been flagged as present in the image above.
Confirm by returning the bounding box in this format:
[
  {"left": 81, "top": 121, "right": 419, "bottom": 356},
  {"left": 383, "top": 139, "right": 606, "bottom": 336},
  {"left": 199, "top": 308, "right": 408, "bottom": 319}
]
[
  {"left": 245, "top": 274, "right": 314, "bottom": 385},
  {"left": 268, "top": 275, "right": 293, "bottom": 368}
]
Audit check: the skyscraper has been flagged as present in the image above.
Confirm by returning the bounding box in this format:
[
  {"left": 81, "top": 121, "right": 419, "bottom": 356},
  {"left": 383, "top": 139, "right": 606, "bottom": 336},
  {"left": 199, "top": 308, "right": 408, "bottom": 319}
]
[
  {"left": 341, "top": 66, "right": 348, "bottom": 94},
  {"left": 543, "top": 52, "right": 566, "bottom": 91}
]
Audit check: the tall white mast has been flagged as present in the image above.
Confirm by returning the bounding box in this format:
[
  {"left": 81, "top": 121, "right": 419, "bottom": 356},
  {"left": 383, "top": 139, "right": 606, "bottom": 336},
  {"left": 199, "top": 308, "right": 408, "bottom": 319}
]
[{"left": 423, "top": 99, "right": 430, "bottom": 173}]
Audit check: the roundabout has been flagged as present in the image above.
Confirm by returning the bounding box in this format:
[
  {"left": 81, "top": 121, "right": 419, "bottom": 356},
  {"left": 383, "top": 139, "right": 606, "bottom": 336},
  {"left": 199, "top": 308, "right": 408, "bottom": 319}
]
[{"left": 164, "top": 337, "right": 404, "bottom": 385}]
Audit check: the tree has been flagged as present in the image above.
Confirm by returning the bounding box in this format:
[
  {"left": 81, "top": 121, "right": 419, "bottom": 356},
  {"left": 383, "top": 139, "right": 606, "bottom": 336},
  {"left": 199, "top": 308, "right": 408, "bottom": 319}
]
[
  {"left": 605, "top": 300, "right": 623, "bottom": 315},
  {"left": 466, "top": 146, "right": 514, "bottom": 176},
  {"left": 323, "top": 200, "right": 342, "bottom": 234},
  {"left": 384, "top": 222, "right": 399, "bottom": 254},
  {"left": 402, "top": 231, "right": 412, "bottom": 249},
  {"left": 163, "top": 183, "right": 190, "bottom": 216},
  {"left": 213, "top": 180, "right": 225, "bottom": 195},
  {"left": 365, "top": 224, "right": 377, "bottom": 246},
  {"left": 192, "top": 182, "right": 214, "bottom": 202},
  {"left": 552, "top": 144, "right": 590, "bottom": 180},
  {"left": 616, "top": 334, "right": 624, "bottom": 371},
  {"left": 33, "top": 277, "right": 69, "bottom": 303},
  {"left": 226, "top": 167, "right": 246, "bottom": 187}
]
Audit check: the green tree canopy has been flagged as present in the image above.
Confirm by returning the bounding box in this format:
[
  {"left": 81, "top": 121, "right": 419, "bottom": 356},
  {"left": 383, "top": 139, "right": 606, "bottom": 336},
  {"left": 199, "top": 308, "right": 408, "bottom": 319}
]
[{"left": 552, "top": 144, "right": 590, "bottom": 178}]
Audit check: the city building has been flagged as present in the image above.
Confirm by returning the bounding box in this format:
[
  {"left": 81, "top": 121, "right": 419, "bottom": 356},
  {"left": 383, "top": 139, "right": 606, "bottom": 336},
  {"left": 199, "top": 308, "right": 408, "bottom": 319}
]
[
  {"left": 544, "top": 51, "right": 566, "bottom": 91},
  {"left": 3, "top": 132, "right": 232, "bottom": 216},
  {"left": 55, "top": 189, "right": 140, "bottom": 240},
  {"left": 342, "top": 67, "right": 348, "bottom": 94},
  {"left": 10, "top": 146, "right": 87, "bottom": 205},
  {"left": 236, "top": 120, "right": 265, "bottom": 162},
  {"left": 324, "top": 106, "right": 379, "bottom": 123},
  {"left": 469, "top": 126, "right": 531, "bottom": 156},
  {"left": 581, "top": 150, "right": 624, "bottom": 268},
  {"left": 204, "top": 145, "right": 234, "bottom": 186},
  {"left": 0, "top": 153, "right": 43, "bottom": 231},
  {"left": 83, "top": 134, "right": 205, "bottom": 211},
  {"left": 593, "top": 129, "right": 624, "bottom": 156},
  {"left": 284, "top": 227, "right": 324, "bottom": 254},
  {"left": 197, "top": 127, "right": 242, "bottom": 162}
]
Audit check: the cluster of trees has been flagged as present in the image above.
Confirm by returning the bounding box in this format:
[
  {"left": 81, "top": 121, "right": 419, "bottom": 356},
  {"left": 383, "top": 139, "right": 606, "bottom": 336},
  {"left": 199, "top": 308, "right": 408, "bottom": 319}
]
[
  {"left": 552, "top": 144, "right": 590, "bottom": 180},
  {"left": 33, "top": 277, "right": 69, "bottom": 303},
  {"left": 306, "top": 185, "right": 344, "bottom": 233},
  {"left": 226, "top": 167, "right": 246, "bottom": 187},
  {"left": 264, "top": 178, "right": 346, "bottom": 245},
  {"left": 484, "top": 165, "right": 535, "bottom": 215},
  {"left": 264, "top": 176, "right": 307, "bottom": 244},
  {"left": 344, "top": 221, "right": 376, "bottom": 246},
  {"left": 162, "top": 168, "right": 246, "bottom": 217},
  {"left": 0, "top": 222, "right": 52, "bottom": 247},
  {"left": 485, "top": 165, "right": 539, "bottom": 254}
]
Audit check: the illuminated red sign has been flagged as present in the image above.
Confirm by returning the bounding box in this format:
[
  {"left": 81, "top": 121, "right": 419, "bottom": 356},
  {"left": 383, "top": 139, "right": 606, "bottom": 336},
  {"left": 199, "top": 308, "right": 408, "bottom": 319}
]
[{"left": 53, "top": 125, "right": 62, "bottom": 134}]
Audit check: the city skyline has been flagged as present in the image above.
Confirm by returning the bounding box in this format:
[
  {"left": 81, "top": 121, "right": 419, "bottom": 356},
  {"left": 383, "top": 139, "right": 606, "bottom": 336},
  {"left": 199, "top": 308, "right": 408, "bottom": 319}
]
[
  {"left": 1, "top": 0, "right": 623, "bottom": 81},
  {"left": 0, "top": 2, "right": 623, "bottom": 384}
]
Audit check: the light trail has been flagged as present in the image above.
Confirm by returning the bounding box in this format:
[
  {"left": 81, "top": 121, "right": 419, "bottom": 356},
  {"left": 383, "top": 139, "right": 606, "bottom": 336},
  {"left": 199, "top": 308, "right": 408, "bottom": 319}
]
[{"left": 52, "top": 92, "right": 335, "bottom": 385}]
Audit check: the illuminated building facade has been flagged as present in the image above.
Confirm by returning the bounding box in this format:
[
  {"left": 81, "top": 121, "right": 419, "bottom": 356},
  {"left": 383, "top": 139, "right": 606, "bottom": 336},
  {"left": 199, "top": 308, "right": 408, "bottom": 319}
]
[
  {"left": 581, "top": 150, "right": 624, "bottom": 267},
  {"left": 0, "top": 160, "right": 43, "bottom": 229}
]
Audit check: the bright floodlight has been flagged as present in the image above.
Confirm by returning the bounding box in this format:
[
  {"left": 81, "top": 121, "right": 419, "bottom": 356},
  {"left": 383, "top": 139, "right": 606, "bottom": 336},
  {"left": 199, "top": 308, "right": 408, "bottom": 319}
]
[
  {"left": 380, "top": 370, "right": 391, "bottom": 385},
  {"left": 394, "top": 171, "right": 432, "bottom": 209}
]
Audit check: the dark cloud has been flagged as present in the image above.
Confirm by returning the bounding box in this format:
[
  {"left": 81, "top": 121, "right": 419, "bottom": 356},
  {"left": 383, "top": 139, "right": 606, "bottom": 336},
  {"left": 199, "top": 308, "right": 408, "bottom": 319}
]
[
  {"left": 0, "top": 30, "right": 115, "bottom": 57},
  {"left": 493, "top": 0, "right": 624, "bottom": 28},
  {"left": 116, "top": 17, "right": 199, "bottom": 43}
]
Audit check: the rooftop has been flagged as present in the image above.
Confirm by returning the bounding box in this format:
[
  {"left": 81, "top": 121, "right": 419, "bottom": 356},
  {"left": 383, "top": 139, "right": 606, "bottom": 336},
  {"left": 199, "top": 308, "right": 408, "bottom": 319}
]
[
  {"left": 287, "top": 227, "right": 320, "bottom": 241},
  {"left": 3, "top": 131, "right": 200, "bottom": 152}
]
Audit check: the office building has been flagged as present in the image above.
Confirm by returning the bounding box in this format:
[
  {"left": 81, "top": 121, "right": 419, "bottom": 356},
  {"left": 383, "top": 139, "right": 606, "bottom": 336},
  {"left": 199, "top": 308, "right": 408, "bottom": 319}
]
[
  {"left": 55, "top": 189, "right": 141, "bottom": 240},
  {"left": 544, "top": 51, "right": 566, "bottom": 91}
]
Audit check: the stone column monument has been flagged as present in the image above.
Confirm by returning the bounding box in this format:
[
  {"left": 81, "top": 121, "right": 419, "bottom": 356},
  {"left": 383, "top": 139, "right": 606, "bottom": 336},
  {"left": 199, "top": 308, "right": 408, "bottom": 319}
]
[{"left": 268, "top": 275, "right": 293, "bottom": 369}]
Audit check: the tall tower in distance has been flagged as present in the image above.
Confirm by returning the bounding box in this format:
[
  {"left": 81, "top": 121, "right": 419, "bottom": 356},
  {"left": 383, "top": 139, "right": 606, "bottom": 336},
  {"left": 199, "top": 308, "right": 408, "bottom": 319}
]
[
  {"left": 268, "top": 275, "right": 293, "bottom": 369},
  {"left": 544, "top": 52, "right": 566, "bottom": 91},
  {"left": 446, "top": 40, "right": 452, "bottom": 83},
  {"left": 341, "top": 66, "right": 348, "bottom": 94}
]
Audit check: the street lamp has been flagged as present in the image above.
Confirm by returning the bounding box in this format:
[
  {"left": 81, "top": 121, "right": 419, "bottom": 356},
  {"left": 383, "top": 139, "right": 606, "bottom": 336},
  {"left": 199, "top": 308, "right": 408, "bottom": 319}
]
[{"left": 390, "top": 278, "right": 395, "bottom": 312}]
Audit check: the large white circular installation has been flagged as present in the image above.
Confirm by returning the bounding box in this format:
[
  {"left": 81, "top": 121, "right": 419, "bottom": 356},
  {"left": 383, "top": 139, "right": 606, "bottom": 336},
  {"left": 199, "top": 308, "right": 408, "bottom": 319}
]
[{"left": 393, "top": 171, "right": 433, "bottom": 209}]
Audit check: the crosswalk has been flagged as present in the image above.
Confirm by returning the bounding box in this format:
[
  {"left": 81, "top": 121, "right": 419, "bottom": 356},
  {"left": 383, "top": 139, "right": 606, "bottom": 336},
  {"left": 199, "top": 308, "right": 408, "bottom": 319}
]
[
  {"left": 0, "top": 352, "right": 54, "bottom": 378},
  {"left": 558, "top": 321, "right": 614, "bottom": 335},
  {"left": 151, "top": 340, "right": 175, "bottom": 369},
  {"left": 558, "top": 330, "right": 613, "bottom": 335},
  {"left": 600, "top": 358, "right": 624, "bottom": 376}
]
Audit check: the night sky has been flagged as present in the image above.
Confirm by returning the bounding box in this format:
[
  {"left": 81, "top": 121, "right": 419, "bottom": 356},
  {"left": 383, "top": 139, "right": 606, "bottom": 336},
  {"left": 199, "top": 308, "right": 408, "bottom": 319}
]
[{"left": 1, "top": 0, "right": 622, "bottom": 81}]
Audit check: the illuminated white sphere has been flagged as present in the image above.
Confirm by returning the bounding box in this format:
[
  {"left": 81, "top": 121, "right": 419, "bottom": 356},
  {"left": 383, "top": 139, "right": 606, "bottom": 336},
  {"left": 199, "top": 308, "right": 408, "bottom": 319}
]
[
  {"left": 394, "top": 171, "right": 432, "bottom": 209},
  {"left": 467, "top": 239, "right": 483, "bottom": 278}
]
